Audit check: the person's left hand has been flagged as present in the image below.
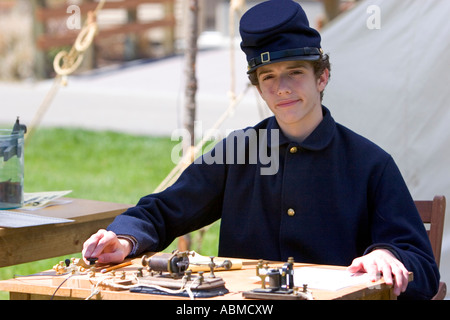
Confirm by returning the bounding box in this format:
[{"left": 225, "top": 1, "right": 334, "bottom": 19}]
[{"left": 347, "top": 248, "right": 410, "bottom": 296}]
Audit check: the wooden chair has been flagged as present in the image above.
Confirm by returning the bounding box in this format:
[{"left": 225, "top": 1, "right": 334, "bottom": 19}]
[{"left": 415, "top": 195, "right": 447, "bottom": 300}]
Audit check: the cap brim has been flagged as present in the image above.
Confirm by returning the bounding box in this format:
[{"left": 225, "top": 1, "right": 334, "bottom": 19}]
[{"left": 247, "top": 55, "right": 321, "bottom": 74}]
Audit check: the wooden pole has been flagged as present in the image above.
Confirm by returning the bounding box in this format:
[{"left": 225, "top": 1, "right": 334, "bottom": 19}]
[
  {"left": 178, "top": 0, "right": 200, "bottom": 252},
  {"left": 183, "top": 0, "right": 199, "bottom": 160}
]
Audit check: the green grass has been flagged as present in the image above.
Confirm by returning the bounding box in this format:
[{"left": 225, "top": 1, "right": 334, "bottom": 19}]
[
  {"left": 0, "top": 127, "right": 220, "bottom": 299},
  {"left": 24, "top": 128, "right": 176, "bottom": 203}
]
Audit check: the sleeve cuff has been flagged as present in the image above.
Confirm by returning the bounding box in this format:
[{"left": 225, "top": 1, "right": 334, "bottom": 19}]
[
  {"left": 116, "top": 234, "right": 138, "bottom": 257},
  {"left": 364, "top": 243, "right": 402, "bottom": 261}
]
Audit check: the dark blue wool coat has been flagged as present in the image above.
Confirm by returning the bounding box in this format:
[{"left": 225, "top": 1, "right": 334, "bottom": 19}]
[{"left": 108, "top": 107, "right": 439, "bottom": 299}]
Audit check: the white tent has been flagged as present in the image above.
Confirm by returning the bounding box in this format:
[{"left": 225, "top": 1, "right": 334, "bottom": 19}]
[{"left": 321, "top": 0, "right": 450, "bottom": 294}]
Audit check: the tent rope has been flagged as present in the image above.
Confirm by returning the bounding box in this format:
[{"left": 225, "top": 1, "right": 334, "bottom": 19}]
[{"left": 154, "top": 83, "right": 251, "bottom": 193}]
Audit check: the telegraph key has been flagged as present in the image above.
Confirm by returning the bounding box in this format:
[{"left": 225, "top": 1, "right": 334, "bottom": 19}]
[
  {"left": 130, "top": 250, "right": 230, "bottom": 298},
  {"left": 243, "top": 257, "right": 313, "bottom": 300}
]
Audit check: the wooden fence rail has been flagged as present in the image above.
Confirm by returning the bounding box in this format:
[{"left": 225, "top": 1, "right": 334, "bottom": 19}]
[{"left": 32, "top": 0, "right": 176, "bottom": 78}]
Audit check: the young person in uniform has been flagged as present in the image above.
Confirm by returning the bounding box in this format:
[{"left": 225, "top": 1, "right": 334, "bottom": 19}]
[{"left": 83, "top": 0, "right": 439, "bottom": 299}]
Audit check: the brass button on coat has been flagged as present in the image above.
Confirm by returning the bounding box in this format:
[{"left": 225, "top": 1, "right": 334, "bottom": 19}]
[
  {"left": 289, "top": 146, "right": 298, "bottom": 153},
  {"left": 287, "top": 208, "right": 295, "bottom": 216}
]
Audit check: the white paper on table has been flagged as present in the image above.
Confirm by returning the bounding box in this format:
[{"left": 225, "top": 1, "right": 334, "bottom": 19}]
[
  {"left": 21, "top": 190, "right": 72, "bottom": 210},
  {"left": 294, "top": 267, "right": 372, "bottom": 291},
  {"left": 0, "top": 210, "right": 74, "bottom": 228}
]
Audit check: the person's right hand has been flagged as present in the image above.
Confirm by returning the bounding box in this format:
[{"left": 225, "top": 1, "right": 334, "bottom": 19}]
[{"left": 82, "top": 229, "right": 132, "bottom": 265}]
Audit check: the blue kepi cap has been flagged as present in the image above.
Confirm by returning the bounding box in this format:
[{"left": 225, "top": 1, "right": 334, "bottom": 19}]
[{"left": 240, "top": 0, "right": 322, "bottom": 73}]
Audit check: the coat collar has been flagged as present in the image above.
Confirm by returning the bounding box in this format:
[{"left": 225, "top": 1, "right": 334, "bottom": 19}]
[{"left": 267, "top": 106, "right": 336, "bottom": 151}]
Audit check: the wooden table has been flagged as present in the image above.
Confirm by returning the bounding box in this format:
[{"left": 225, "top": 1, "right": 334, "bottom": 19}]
[
  {"left": 0, "top": 198, "right": 132, "bottom": 268},
  {"left": 0, "top": 255, "right": 406, "bottom": 300}
]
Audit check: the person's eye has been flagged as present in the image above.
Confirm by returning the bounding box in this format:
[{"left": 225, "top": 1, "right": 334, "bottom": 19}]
[
  {"left": 261, "top": 74, "right": 274, "bottom": 81},
  {"left": 290, "top": 69, "right": 304, "bottom": 76}
]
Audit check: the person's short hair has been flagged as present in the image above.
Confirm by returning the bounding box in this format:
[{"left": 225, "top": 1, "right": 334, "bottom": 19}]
[{"left": 248, "top": 53, "right": 331, "bottom": 101}]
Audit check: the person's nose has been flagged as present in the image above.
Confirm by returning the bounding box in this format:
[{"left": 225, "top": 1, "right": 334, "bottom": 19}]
[{"left": 277, "top": 75, "right": 292, "bottom": 95}]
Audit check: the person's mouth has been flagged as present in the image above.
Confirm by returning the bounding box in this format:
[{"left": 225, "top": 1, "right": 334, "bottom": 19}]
[{"left": 276, "top": 99, "right": 300, "bottom": 108}]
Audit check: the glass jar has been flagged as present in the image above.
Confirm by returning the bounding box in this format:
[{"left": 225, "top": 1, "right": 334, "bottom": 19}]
[{"left": 0, "top": 129, "right": 25, "bottom": 209}]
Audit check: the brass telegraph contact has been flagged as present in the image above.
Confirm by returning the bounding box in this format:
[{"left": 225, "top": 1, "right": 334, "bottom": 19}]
[{"left": 141, "top": 250, "right": 194, "bottom": 278}]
